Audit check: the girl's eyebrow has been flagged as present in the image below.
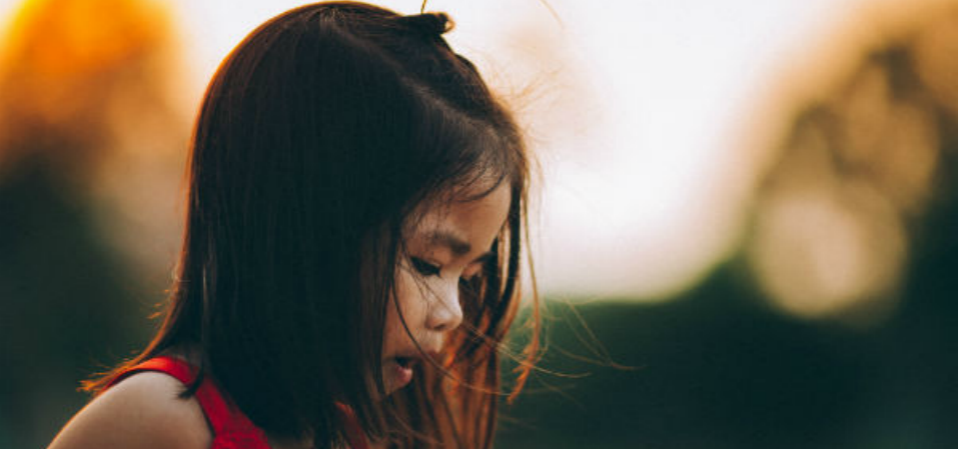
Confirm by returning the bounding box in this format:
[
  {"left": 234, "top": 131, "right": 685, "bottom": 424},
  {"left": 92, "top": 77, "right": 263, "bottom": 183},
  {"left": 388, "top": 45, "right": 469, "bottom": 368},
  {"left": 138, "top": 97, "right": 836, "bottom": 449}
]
[
  {"left": 427, "top": 230, "right": 494, "bottom": 263},
  {"left": 428, "top": 230, "right": 471, "bottom": 255}
]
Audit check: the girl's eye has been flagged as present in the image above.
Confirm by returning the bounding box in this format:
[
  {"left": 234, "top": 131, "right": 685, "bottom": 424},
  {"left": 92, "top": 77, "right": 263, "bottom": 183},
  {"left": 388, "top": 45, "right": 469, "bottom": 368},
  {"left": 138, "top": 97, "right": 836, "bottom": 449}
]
[{"left": 410, "top": 257, "right": 441, "bottom": 277}]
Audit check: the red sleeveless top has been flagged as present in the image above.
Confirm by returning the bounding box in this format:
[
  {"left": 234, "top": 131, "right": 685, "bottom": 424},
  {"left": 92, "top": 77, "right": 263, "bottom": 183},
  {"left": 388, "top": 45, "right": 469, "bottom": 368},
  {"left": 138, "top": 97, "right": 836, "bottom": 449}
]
[{"left": 106, "top": 356, "right": 370, "bottom": 449}]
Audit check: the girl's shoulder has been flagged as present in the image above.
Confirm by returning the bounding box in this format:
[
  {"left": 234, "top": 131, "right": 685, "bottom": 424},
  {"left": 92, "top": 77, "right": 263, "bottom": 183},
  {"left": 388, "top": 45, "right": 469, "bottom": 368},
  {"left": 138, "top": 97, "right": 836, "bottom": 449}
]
[{"left": 47, "top": 371, "right": 212, "bottom": 449}]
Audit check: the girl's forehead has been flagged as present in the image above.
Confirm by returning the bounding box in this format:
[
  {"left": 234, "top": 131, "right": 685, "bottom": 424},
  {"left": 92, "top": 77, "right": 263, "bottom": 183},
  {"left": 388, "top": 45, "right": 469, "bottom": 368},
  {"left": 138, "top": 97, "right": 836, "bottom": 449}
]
[{"left": 407, "top": 184, "right": 510, "bottom": 249}]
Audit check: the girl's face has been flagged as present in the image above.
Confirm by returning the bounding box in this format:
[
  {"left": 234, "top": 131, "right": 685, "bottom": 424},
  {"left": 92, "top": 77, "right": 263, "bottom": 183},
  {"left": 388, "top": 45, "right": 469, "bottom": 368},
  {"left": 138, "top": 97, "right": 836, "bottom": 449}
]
[{"left": 381, "top": 182, "right": 511, "bottom": 394}]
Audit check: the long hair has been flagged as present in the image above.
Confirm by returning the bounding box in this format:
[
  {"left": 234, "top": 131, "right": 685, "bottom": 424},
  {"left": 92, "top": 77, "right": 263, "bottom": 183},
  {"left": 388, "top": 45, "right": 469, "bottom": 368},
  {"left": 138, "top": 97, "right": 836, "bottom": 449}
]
[{"left": 83, "top": 2, "right": 538, "bottom": 448}]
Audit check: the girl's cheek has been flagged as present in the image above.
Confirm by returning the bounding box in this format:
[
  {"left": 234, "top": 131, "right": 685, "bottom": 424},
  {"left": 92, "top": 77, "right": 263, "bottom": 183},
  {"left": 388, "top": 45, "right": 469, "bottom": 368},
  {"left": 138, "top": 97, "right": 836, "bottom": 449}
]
[{"left": 387, "top": 270, "right": 425, "bottom": 338}]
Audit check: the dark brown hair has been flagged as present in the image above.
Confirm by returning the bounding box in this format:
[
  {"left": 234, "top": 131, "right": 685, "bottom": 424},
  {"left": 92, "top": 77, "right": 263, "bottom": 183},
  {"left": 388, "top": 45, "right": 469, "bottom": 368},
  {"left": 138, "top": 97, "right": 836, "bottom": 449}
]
[{"left": 84, "top": 2, "right": 538, "bottom": 448}]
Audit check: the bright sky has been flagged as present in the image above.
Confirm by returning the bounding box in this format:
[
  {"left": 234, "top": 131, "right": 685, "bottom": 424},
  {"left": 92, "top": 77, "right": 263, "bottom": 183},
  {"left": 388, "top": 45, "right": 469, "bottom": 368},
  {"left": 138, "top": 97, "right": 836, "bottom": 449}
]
[{"left": 0, "top": 0, "right": 916, "bottom": 301}]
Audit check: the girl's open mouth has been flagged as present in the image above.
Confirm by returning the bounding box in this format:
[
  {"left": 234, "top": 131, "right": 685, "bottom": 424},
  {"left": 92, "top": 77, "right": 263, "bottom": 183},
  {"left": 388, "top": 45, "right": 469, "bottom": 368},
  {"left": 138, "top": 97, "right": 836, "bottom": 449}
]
[{"left": 392, "top": 357, "right": 415, "bottom": 388}]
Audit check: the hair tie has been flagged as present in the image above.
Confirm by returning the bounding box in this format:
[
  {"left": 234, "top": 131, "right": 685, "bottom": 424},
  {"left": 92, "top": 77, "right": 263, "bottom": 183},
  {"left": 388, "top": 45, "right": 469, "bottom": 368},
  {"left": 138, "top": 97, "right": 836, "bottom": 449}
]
[{"left": 396, "top": 12, "right": 454, "bottom": 38}]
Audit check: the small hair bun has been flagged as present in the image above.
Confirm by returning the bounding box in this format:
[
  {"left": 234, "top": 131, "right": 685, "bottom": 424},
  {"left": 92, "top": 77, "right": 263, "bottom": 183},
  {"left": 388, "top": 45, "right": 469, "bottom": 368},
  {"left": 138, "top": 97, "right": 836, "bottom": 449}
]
[{"left": 397, "top": 12, "right": 454, "bottom": 38}]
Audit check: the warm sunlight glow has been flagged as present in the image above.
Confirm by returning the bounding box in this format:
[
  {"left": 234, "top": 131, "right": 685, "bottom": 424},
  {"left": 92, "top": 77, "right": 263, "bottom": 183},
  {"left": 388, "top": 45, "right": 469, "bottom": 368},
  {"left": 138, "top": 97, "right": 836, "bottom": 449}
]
[
  {"left": 2, "top": 0, "right": 944, "bottom": 302},
  {"left": 2, "top": 0, "right": 166, "bottom": 75},
  {"left": 129, "top": 0, "right": 935, "bottom": 300},
  {"left": 0, "top": 0, "right": 188, "bottom": 275}
]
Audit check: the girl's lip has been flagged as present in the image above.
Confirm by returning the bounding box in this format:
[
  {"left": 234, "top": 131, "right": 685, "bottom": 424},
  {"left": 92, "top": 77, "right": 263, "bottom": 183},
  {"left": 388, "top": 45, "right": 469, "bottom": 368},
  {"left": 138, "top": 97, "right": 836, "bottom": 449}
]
[
  {"left": 392, "top": 358, "right": 414, "bottom": 388},
  {"left": 386, "top": 351, "right": 444, "bottom": 390}
]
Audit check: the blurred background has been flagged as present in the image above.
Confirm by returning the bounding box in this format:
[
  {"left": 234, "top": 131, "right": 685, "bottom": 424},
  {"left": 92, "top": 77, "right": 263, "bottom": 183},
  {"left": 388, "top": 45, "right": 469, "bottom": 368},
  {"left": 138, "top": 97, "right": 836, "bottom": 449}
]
[{"left": 1, "top": 0, "right": 956, "bottom": 448}]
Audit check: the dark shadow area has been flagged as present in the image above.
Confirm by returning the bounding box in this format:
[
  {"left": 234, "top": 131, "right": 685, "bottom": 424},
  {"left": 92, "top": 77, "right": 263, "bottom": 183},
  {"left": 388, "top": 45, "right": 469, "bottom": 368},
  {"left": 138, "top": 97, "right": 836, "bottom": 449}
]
[
  {"left": 498, "top": 235, "right": 958, "bottom": 448},
  {"left": 0, "top": 155, "right": 153, "bottom": 448}
]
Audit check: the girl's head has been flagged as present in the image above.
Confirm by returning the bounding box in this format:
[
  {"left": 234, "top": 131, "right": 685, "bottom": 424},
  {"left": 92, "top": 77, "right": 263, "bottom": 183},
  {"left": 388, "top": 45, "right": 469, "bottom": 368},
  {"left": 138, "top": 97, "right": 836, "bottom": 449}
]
[{"left": 88, "top": 2, "right": 536, "bottom": 448}]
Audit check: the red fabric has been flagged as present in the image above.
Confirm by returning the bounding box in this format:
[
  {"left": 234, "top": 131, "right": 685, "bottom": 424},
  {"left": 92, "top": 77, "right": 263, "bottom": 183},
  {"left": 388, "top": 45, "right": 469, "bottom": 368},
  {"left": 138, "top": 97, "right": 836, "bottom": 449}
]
[
  {"left": 336, "top": 402, "right": 371, "bottom": 449},
  {"left": 107, "top": 356, "right": 370, "bottom": 449}
]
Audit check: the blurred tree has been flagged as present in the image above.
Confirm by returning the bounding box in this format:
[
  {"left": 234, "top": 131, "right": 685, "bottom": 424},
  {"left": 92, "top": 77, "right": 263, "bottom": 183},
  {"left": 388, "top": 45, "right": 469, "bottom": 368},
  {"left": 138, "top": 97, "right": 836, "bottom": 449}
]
[
  {"left": 0, "top": 0, "right": 187, "bottom": 447},
  {"left": 742, "top": 6, "right": 958, "bottom": 441},
  {"left": 746, "top": 6, "right": 958, "bottom": 329}
]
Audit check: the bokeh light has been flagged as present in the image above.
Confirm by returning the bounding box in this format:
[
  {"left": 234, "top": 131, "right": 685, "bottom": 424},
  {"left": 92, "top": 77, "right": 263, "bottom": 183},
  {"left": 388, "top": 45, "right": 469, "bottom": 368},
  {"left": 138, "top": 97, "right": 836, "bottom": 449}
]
[{"left": 743, "top": 0, "right": 958, "bottom": 327}]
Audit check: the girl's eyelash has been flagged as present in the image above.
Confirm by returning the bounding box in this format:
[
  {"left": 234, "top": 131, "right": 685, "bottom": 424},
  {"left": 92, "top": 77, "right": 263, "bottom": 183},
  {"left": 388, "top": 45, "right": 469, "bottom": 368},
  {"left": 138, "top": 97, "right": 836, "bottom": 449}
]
[
  {"left": 410, "top": 257, "right": 485, "bottom": 284},
  {"left": 410, "top": 257, "right": 441, "bottom": 276}
]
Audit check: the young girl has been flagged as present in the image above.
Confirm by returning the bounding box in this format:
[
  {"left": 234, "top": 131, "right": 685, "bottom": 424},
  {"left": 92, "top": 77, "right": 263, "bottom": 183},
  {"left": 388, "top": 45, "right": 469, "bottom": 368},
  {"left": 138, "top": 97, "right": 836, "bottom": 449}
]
[{"left": 47, "top": 2, "right": 537, "bottom": 448}]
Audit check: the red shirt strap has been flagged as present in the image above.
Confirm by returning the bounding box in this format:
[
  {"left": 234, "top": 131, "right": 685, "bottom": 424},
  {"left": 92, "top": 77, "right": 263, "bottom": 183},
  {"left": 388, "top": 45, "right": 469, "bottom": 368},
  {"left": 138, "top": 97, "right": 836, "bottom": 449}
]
[
  {"left": 106, "top": 356, "right": 271, "bottom": 448},
  {"left": 336, "top": 403, "right": 371, "bottom": 449},
  {"left": 107, "top": 356, "right": 372, "bottom": 449}
]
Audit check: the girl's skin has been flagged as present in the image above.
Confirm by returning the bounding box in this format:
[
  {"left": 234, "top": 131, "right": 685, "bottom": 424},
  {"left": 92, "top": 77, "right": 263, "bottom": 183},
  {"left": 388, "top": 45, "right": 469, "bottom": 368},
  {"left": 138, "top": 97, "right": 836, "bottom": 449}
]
[
  {"left": 46, "top": 183, "right": 512, "bottom": 449},
  {"left": 382, "top": 183, "right": 511, "bottom": 395}
]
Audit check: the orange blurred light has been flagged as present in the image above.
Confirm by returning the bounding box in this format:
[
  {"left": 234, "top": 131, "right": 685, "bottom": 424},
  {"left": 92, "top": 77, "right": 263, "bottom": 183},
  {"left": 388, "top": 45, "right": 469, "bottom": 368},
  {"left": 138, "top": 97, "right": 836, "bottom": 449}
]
[{"left": 2, "top": 0, "right": 167, "bottom": 77}]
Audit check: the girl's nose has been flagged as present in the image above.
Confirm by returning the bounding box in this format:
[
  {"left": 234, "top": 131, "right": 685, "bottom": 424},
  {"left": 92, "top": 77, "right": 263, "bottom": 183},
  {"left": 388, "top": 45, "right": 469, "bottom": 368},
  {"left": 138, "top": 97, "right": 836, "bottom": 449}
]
[{"left": 427, "top": 283, "right": 463, "bottom": 332}]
